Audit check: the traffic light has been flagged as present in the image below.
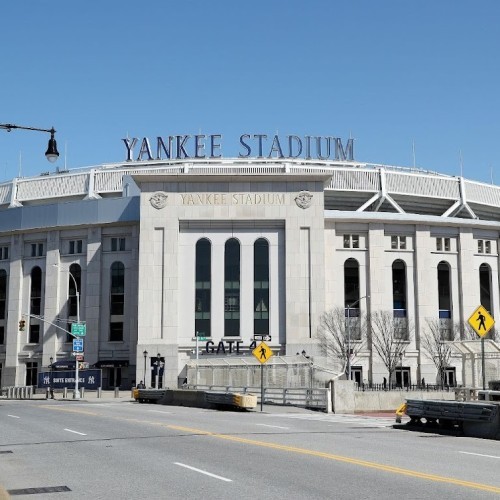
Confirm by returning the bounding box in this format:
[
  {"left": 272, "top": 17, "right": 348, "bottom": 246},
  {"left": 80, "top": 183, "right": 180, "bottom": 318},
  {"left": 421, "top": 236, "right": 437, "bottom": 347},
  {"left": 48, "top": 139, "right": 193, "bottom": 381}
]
[{"left": 18, "top": 319, "right": 26, "bottom": 332}]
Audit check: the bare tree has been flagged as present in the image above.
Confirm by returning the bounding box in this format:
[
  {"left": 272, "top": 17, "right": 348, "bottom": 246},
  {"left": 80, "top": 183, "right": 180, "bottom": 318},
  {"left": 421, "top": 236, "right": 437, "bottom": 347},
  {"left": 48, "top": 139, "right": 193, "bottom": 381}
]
[
  {"left": 316, "top": 306, "right": 367, "bottom": 370},
  {"left": 421, "top": 318, "right": 460, "bottom": 385},
  {"left": 369, "top": 310, "right": 414, "bottom": 383}
]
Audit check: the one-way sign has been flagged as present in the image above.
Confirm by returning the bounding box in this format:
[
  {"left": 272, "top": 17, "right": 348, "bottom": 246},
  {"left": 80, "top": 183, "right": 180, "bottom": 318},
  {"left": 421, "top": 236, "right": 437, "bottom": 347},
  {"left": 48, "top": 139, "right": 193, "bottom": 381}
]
[{"left": 254, "top": 334, "right": 271, "bottom": 342}]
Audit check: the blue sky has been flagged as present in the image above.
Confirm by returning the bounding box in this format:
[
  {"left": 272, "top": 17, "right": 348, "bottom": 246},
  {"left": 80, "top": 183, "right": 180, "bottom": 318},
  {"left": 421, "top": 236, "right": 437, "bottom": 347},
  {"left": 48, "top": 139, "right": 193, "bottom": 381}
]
[{"left": 1, "top": 1, "right": 499, "bottom": 183}]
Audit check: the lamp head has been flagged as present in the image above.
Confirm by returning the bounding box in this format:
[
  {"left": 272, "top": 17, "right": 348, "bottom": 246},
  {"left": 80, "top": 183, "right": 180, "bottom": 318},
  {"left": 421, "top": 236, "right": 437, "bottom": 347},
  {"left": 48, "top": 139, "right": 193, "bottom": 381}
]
[{"left": 45, "top": 128, "right": 59, "bottom": 163}]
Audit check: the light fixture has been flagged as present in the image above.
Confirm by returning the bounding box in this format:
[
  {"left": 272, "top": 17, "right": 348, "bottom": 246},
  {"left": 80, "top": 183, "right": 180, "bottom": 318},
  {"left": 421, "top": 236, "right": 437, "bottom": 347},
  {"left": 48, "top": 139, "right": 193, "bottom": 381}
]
[{"left": 1, "top": 123, "right": 60, "bottom": 163}]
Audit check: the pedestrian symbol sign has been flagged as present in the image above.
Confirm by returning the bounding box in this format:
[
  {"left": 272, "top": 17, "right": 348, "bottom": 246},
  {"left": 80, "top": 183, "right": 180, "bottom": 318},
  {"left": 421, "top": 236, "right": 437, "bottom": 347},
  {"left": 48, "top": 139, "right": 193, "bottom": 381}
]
[
  {"left": 252, "top": 341, "right": 273, "bottom": 364},
  {"left": 468, "top": 305, "right": 495, "bottom": 338}
]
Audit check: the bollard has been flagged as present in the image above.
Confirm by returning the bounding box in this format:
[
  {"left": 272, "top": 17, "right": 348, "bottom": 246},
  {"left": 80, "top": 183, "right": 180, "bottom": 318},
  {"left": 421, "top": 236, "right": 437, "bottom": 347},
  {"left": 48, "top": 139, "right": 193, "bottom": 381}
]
[
  {"left": 7, "top": 387, "right": 12, "bottom": 399},
  {"left": 46, "top": 387, "right": 50, "bottom": 399},
  {"left": 63, "top": 387, "right": 68, "bottom": 399},
  {"left": 97, "top": 387, "right": 102, "bottom": 398},
  {"left": 114, "top": 387, "right": 119, "bottom": 398},
  {"left": 28, "top": 386, "right": 33, "bottom": 399},
  {"left": 80, "top": 387, "right": 85, "bottom": 398}
]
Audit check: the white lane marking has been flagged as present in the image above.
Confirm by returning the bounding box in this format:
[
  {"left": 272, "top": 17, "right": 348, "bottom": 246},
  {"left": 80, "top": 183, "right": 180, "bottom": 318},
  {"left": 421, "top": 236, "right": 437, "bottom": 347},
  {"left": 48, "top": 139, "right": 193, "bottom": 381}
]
[
  {"left": 174, "top": 462, "right": 232, "bottom": 482},
  {"left": 64, "top": 428, "right": 87, "bottom": 436},
  {"left": 255, "top": 424, "right": 290, "bottom": 430},
  {"left": 7, "top": 415, "right": 20, "bottom": 419},
  {"left": 148, "top": 410, "right": 173, "bottom": 414},
  {"left": 459, "top": 451, "right": 500, "bottom": 459}
]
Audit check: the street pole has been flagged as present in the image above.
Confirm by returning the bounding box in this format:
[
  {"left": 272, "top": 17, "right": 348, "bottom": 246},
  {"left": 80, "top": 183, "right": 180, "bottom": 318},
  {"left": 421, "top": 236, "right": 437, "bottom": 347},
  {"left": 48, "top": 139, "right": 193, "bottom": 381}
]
[
  {"left": 260, "top": 364, "right": 264, "bottom": 412},
  {"left": 347, "top": 303, "right": 351, "bottom": 382},
  {"left": 72, "top": 273, "right": 81, "bottom": 400},
  {"left": 156, "top": 353, "right": 161, "bottom": 389},
  {"left": 143, "top": 350, "right": 148, "bottom": 385},
  {"left": 481, "top": 337, "right": 486, "bottom": 390}
]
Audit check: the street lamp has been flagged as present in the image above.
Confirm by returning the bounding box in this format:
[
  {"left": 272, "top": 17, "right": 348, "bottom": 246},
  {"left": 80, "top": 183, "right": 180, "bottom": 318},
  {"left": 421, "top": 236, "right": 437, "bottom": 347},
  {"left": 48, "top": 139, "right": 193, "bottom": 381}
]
[
  {"left": 0, "top": 123, "right": 59, "bottom": 162},
  {"left": 346, "top": 295, "right": 370, "bottom": 383},
  {"left": 53, "top": 264, "right": 81, "bottom": 399},
  {"left": 143, "top": 350, "right": 148, "bottom": 386},
  {"left": 399, "top": 352, "right": 404, "bottom": 389}
]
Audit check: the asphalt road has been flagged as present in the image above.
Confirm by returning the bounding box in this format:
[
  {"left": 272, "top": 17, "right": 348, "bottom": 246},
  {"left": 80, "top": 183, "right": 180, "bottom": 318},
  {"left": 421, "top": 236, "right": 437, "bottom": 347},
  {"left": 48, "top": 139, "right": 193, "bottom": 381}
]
[{"left": 0, "top": 399, "right": 499, "bottom": 499}]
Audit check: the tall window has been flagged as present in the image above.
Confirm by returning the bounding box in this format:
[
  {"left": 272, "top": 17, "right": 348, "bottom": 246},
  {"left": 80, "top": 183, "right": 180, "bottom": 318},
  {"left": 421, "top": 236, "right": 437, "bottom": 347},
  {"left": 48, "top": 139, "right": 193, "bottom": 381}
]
[
  {"left": 195, "top": 238, "right": 211, "bottom": 338},
  {"left": 392, "top": 260, "right": 408, "bottom": 339},
  {"left": 26, "top": 362, "right": 38, "bottom": 386},
  {"left": 68, "top": 264, "right": 81, "bottom": 318},
  {"left": 479, "top": 263, "right": 492, "bottom": 314},
  {"left": 110, "top": 262, "right": 125, "bottom": 341},
  {"left": 0, "top": 270, "right": 7, "bottom": 321},
  {"left": 224, "top": 238, "right": 240, "bottom": 337},
  {"left": 254, "top": 238, "right": 269, "bottom": 335},
  {"left": 29, "top": 267, "right": 42, "bottom": 343},
  {"left": 438, "top": 261, "right": 452, "bottom": 340},
  {"left": 344, "top": 259, "right": 361, "bottom": 340}
]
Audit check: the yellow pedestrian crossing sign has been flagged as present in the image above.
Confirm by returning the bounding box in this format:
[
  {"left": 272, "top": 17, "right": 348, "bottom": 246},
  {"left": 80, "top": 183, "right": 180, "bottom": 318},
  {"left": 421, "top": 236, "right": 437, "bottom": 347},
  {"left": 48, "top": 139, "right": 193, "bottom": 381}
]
[
  {"left": 252, "top": 341, "right": 273, "bottom": 364},
  {"left": 468, "top": 305, "right": 495, "bottom": 338}
]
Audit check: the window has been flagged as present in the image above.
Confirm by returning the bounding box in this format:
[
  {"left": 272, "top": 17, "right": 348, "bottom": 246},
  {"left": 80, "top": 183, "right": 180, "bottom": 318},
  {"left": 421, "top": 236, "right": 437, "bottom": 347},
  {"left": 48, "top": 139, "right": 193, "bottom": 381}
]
[
  {"left": 29, "top": 324, "right": 40, "bottom": 344},
  {"left": 344, "top": 258, "right": 361, "bottom": 340},
  {"left": 69, "top": 240, "right": 83, "bottom": 254},
  {"left": 30, "top": 243, "right": 44, "bottom": 257},
  {"left": 478, "top": 239, "right": 492, "bottom": 254},
  {"left": 479, "top": 263, "right": 492, "bottom": 317},
  {"left": 111, "top": 237, "right": 126, "bottom": 252},
  {"left": 438, "top": 262, "right": 452, "bottom": 340},
  {"left": 68, "top": 264, "right": 81, "bottom": 318},
  {"left": 30, "top": 267, "right": 42, "bottom": 316},
  {"left": 109, "top": 262, "right": 125, "bottom": 341},
  {"left": 392, "top": 260, "right": 408, "bottom": 339},
  {"left": 436, "top": 237, "right": 451, "bottom": 252},
  {"left": 224, "top": 239, "right": 240, "bottom": 337},
  {"left": 343, "top": 234, "right": 359, "bottom": 249},
  {"left": 26, "top": 362, "right": 38, "bottom": 386},
  {"left": 0, "top": 247, "right": 9, "bottom": 260},
  {"left": 391, "top": 236, "right": 407, "bottom": 250},
  {"left": 109, "top": 322, "right": 124, "bottom": 342},
  {"left": 0, "top": 270, "right": 6, "bottom": 321},
  {"left": 195, "top": 239, "right": 211, "bottom": 338},
  {"left": 254, "top": 239, "right": 269, "bottom": 336},
  {"left": 0, "top": 326, "right": 4, "bottom": 344}
]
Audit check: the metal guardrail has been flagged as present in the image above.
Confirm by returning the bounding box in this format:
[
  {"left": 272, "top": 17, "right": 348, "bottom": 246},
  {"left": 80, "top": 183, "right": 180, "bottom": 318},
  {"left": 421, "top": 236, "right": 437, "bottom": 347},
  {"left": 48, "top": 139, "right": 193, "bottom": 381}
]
[
  {"left": 405, "top": 399, "right": 499, "bottom": 423},
  {"left": 188, "top": 385, "right": 329, "bottom": 410}
]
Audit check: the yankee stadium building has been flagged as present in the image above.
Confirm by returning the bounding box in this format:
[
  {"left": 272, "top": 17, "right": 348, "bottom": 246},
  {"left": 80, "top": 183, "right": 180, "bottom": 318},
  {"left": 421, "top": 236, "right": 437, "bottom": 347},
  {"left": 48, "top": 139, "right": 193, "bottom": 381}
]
[{"left": 0, "top": 132, "right": 498, "bottom": 390}]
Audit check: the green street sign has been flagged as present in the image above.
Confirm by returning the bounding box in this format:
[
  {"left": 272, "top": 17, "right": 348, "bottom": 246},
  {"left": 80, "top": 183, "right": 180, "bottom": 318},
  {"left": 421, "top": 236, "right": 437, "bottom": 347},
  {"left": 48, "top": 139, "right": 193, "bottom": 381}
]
[
  {"left": 71, "top": 323, "right": 86, "bottom": 337},
  {"left": 192, "top": 336, "right": 207, "bottom": 341}
]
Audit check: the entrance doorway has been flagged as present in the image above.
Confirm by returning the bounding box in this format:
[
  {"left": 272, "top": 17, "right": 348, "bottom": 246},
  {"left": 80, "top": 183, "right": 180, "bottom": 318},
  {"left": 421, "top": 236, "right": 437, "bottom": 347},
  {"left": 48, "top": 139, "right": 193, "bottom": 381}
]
[{"left": 395, "top": 367, "right": 411, "bottom": 387}]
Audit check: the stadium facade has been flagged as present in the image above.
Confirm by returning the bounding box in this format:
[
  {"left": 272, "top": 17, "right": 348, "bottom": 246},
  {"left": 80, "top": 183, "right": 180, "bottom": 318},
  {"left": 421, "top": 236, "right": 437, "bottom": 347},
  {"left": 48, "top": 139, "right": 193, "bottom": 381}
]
[{"left": 1, "top": 138, "right": 499, "bottom": 389}]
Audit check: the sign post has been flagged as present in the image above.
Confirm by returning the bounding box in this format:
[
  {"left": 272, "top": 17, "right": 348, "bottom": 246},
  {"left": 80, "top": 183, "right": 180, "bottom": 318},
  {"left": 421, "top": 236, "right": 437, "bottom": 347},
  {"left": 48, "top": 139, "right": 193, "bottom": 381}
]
[
  {"left": 252, "top": 341, "right": 274, "bottom": 411},
  {"left": 468, "top": 305, "right": 495, "bottom": 390}
]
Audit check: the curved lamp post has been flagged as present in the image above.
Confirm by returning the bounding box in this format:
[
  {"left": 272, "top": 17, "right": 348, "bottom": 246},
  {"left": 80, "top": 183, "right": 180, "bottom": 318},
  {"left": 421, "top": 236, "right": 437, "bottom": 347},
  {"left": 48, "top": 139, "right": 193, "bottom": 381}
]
[
  {"left": 346, "top": 295, "right": 370, "bottom": 382},
  {"left": 53, "top": 264, "right": 81, "bottom": 399},
  {"left": 0, "top": 123, "right": 59, "bottom": 162},
  {"left": 143, "top": 350, "right": 148, "bottom": 386}
]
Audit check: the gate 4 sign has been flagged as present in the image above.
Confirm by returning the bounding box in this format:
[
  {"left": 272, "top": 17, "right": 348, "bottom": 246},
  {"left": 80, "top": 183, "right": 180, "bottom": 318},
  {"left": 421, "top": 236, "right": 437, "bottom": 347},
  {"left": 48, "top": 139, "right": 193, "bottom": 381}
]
[
  {"left": 468, "top": 305, "right": 495, "bottom": 338},
  {"left": 252, "top": 341, "right": 273, "bottom": 364}
]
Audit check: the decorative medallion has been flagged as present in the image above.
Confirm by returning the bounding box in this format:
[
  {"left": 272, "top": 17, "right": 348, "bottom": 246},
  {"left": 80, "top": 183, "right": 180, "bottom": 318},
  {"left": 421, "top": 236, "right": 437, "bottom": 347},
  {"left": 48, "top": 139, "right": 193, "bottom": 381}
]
[
  {"left": 149, "top": 192, "right": 168, "bottom": 210},
  {"left": 295, "top": 190, "right": 313, "bottom": 209}
]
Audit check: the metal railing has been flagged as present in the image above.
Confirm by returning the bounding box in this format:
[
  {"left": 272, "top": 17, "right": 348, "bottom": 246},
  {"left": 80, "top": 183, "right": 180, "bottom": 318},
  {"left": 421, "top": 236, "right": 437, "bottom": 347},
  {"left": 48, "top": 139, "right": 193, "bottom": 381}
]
[
  {"left": 355, "top": 383, "right": 455, "bottom": 392},
  {"left": 187, "top": 384, "right": 329, "bottom": 410}
]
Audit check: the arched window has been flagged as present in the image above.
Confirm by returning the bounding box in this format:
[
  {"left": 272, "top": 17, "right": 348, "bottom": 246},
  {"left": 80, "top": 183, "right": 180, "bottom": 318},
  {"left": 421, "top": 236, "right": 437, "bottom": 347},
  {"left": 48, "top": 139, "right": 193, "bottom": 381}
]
[
  {"left": 29, "top": 267, "right": 42, "bottom": 343},
  {"left": 392, "top": 260, "right": 408, "bottom": 339},
  {"left": 195, "top": 238, "right": 211, "bottom": 338},
  {"left": 224, "top": 238, "right": 240, "bottom": 337},
  {"left": 437, "top": 261, "right": 452, "bottom": 340},
  {"left": 254, "top": 238, "right": 269, "bottom": 336},
  {"left": 344, "top": 259, "right": 361, "bottom": 339},
  {"left": 110, "top": 262, "right": 125, "bottom": 341},
  {"left": 479, "top": 263, "right": 492, "bottom": 314}
]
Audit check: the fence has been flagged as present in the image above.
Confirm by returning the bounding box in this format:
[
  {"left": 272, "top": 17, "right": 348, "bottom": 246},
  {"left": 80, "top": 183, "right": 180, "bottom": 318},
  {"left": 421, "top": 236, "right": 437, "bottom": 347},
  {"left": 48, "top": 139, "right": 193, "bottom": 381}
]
[{"left": 356, "top": 383, "right": 455, "bottom": 392}]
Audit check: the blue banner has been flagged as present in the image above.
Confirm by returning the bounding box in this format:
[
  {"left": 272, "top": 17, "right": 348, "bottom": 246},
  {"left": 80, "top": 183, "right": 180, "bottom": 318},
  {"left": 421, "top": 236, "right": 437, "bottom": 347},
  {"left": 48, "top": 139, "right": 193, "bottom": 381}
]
[{"left": 38, "top": 370, "right": 102, "bottom": 390}]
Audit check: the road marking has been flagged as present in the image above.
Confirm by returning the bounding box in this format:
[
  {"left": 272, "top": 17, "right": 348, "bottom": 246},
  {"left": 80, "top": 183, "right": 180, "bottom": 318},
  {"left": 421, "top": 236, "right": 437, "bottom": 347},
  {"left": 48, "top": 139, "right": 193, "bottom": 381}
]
[
  {"left": 42, "top": 406, "right": 98, "bottom": 416},
  {"left": 168, "top": 424, "right": 500, "bottom": 494},
  {"left": 148, "top": 410, "right": 173, "bottom": 414},
  {"left": 174, "top": 462, "right": 232, "bottom": 482},
  {"left": 255, "top": 424, "right": 289, "bottom": 430},
  {"left": 460, "top": 451, "right": 500, "bottom": 459},
  {"left": 64, "top": 428, "right": 87, "bottom": 436},
  {"left": 7, "top": 415, "right": 20, "bottom": 419}
]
